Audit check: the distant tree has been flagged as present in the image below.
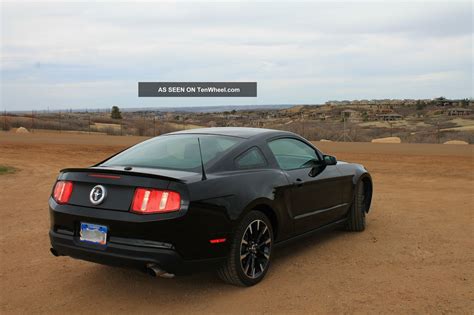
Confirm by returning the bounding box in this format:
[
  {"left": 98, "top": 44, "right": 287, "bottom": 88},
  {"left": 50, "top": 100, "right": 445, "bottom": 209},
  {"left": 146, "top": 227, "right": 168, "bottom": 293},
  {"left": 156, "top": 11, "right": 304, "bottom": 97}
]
[
  {"left": 416, "top": 100, "right": 426, "bottom": 111},
  {"left": 461, "top": 98, "right": 469, "bottom": 107},
  {"left": 208, "top": 121, "right": 217, "bottom": 127},
  {"left": 1, "top": 117, "right": 10, "bottom": 131},
  {"left": 362, "top": 111, "right": 369, "bottom": 122},
  {"left": 231, "top": 109, "right": 237, "bottom": 114},
  {"left": 111, "top": 106, "right": 122, "bottom": 119}
]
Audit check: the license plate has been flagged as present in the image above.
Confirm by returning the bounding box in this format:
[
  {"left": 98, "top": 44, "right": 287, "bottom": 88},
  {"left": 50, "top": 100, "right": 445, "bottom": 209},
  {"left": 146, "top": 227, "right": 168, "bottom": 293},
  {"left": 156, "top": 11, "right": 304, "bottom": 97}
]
[{"left": 80, "top": 223, "right": 107, "bottom": 245}]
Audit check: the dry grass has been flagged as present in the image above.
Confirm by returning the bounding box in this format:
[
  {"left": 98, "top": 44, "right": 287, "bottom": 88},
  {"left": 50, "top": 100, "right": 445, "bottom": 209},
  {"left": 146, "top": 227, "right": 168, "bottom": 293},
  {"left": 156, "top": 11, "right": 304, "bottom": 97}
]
[
  {"left": 0, "top": 165, "right": 16, "bottom": 175},
  {"left": 93, "top": 123, "right": 121, "bottom": 130},
  {"left": 165, "top": 122, "right": 205, "bottom": 130},
  {"left": 441, "top": 125, "right": 474, "bottom": 132}
]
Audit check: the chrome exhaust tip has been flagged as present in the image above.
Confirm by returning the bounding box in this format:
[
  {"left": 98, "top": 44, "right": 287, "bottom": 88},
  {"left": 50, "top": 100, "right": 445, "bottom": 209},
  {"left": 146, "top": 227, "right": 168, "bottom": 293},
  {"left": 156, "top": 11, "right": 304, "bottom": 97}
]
[{"left": 146, "top": 263, "right": 175, "bottom": 279}]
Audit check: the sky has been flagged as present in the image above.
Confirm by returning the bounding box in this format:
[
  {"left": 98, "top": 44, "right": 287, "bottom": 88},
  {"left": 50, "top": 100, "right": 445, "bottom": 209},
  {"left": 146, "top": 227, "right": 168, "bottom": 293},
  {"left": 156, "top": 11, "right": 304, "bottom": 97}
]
[{"left": 1, "top": 0, "right": 473, "bottom": 111}]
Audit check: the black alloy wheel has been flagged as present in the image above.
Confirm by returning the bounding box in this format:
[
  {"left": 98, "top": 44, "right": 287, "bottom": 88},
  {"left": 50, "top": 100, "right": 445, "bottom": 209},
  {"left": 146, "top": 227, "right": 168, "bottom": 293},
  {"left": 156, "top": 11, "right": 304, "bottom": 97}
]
[
  {"left": 217, "top": 211, "right": 274, "bottom": 286},
  {"left": 239, "top": 219, "right": 272, "bottom": 279}
]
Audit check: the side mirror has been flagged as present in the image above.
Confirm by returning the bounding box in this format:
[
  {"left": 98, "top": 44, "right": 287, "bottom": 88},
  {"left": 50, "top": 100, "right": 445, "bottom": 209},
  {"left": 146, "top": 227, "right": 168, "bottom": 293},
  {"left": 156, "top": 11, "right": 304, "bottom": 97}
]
[{"left": 323, "top": 155, "right": 337, "bottom": 165}]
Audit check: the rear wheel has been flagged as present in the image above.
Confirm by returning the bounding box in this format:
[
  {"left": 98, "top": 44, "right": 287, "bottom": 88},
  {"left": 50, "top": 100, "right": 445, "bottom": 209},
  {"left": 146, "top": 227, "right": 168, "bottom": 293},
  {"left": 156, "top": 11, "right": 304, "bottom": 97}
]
[
  {"left": 345, "top": 181, "right": 366, "bottom": 231},
  {"left": 217, "top": 211, "right": 273, "bottom": 286}
]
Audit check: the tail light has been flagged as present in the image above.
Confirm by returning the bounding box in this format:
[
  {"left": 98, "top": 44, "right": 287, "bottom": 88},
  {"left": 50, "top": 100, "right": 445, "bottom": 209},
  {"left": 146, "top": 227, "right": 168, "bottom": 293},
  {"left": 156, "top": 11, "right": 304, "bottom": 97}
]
[
  {"left": 53, "top": 181, "right": 73, "bottom": 204},
  {"left": 131, "top": 188, "right": 181, "bottom": 214}
]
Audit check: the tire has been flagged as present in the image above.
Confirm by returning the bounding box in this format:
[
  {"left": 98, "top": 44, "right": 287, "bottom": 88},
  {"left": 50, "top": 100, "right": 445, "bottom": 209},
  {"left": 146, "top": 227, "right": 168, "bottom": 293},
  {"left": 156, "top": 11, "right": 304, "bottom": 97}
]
[
  {"left": 345, "top": 181, "right": 366, "bottom": 232},
  {"left": 217, "top": 211, "right": 274, "bottom": 286}
]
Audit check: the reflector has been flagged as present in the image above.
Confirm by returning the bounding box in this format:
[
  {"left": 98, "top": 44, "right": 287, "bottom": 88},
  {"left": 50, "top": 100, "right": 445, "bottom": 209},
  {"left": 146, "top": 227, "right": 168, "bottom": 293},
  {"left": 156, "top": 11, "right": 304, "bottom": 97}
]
[{"left": 209, "top": 238, "right": 226, "bottom": 244}]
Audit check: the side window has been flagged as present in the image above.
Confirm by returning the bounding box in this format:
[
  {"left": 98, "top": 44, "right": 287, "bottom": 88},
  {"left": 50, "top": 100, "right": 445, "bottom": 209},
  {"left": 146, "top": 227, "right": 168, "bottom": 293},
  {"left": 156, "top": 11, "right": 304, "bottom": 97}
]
[
  {"left": 268, "top": 138, "right": 318, "bottom": 170},
  {"left": 235, "top": 147, "right": 267, "bottom": 169}
]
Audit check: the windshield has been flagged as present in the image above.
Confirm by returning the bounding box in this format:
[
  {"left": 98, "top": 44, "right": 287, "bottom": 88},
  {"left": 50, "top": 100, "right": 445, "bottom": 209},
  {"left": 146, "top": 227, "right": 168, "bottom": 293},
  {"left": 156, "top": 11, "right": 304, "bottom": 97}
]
[{"left": 101, "top": 134, "right": 242, "bottom": 171}]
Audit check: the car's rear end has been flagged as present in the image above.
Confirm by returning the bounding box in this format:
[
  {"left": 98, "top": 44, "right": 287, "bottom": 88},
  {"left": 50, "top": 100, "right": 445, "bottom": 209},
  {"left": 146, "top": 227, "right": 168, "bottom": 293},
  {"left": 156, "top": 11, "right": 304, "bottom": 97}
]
[{"left": 49, "top": 133, "right": 244, "bottom": 276}]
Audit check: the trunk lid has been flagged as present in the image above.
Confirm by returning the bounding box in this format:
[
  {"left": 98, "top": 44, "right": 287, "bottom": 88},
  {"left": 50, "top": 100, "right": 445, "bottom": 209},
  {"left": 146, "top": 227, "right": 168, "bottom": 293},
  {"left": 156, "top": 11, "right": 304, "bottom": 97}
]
[{"left": 57, "top": 166, "right": 199, "bottom": 211}]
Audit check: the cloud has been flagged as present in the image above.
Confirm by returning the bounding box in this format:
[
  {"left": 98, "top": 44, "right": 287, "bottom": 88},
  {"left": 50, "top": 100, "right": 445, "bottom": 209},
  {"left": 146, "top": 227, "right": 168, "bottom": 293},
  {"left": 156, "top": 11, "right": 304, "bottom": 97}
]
[{"left": 1, "top": 1, "right": 472, "bottom": 110}]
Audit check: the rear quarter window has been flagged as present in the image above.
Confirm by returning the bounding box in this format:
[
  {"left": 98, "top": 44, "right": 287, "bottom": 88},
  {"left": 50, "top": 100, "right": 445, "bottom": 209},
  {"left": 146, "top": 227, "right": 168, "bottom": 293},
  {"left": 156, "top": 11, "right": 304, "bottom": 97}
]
[{"left": 234, "top": 147, "right": 267, "bottom": 169}]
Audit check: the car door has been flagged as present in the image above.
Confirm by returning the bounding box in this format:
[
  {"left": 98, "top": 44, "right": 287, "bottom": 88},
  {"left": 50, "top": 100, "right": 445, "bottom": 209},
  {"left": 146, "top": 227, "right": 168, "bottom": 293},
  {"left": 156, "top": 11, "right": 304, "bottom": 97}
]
[{"left": 267, "top": 137, "right": 347, "bottom": 233}]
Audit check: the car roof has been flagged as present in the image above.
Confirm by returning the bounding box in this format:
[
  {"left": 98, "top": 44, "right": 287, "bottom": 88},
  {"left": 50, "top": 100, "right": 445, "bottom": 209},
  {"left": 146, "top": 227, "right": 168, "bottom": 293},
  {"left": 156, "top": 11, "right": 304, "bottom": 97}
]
[{"left": 166, "top": 127, "right": 293, "bottom": 139}]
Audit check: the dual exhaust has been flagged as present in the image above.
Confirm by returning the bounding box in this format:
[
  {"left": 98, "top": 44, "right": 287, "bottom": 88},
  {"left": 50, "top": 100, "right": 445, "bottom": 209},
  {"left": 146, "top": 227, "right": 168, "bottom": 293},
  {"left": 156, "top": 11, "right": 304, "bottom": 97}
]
[{"left": 50, "top": 248, "right": 174, "bottom": 279}]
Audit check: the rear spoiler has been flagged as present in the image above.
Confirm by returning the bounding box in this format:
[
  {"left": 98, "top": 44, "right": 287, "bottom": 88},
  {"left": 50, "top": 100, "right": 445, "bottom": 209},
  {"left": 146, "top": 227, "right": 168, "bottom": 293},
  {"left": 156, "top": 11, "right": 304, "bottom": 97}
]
[{"left": 59, "top": 167, "right": 185, "bottom": 183}]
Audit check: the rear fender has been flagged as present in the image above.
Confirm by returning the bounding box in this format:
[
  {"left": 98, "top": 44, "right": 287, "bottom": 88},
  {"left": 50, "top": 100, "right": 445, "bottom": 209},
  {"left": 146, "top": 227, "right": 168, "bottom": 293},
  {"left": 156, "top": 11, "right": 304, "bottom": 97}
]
[{"left": 239, "top": 198, "right": 291, "bottom": 242}]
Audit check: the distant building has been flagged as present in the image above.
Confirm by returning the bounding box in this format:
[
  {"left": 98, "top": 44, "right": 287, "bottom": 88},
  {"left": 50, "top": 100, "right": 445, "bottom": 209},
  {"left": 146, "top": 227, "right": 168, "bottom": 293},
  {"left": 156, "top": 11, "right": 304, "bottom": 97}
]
[
  {"left": 377, "top": 113, "right": 403, "bottom": 121},
  {"left": 265, "top": 112, "right": 279, "bottom": 119},
  {"left": 447, "top": 108, "right": 472, "bottom": 116},
  {"left": 436, "top": 99, "right": 456, "bottom": 107},
  {"left": 320, "top": 113, "right": 329, "bottom": 120},
  {"left": 341, "top": 109, "right": 361, "bottom": 122},
  {"left": 375, "top": 107, "right": 394, "bottom": 114},
  {"left": 341, "top": 109, "right": 359, "bottom": 118}
]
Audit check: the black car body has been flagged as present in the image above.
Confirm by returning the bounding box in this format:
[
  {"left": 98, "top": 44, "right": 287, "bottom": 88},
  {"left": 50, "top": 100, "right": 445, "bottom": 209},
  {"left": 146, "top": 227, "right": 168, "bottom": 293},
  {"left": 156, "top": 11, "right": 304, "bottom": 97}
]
[{"left": 49, "top": 127, "right": 372, "bottom": 286}]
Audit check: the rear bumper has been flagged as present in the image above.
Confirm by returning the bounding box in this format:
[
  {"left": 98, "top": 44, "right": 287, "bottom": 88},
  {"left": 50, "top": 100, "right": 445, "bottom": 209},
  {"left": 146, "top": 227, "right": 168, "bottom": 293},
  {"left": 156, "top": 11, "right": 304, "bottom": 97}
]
[
  {"left": 49, "top": 197, "right": 233, "bottom": 274},
  {"left": 50, "top": 230, "right": 224, "bottom": 274}
]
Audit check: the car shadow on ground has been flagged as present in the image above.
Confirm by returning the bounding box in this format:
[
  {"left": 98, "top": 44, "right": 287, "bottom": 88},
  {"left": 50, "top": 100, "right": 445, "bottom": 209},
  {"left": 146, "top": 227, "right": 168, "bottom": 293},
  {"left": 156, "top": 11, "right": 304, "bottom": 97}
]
[{"left": 85, "top": 227, "right": 349, "bottom": 292}]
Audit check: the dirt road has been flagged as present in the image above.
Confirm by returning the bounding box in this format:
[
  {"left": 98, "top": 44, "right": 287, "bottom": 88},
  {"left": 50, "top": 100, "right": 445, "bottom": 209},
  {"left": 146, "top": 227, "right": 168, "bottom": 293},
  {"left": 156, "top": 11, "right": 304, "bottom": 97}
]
[{"left": 0, "top": 131, "right": 472, "bottom": 314}]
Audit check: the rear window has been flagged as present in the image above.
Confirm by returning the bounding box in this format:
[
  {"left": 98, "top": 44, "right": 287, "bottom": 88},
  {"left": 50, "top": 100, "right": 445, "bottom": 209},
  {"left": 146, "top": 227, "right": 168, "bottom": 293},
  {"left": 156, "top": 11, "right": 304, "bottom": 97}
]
[{"left": 102, "top": 134, "right": 242, "bottom": 171}]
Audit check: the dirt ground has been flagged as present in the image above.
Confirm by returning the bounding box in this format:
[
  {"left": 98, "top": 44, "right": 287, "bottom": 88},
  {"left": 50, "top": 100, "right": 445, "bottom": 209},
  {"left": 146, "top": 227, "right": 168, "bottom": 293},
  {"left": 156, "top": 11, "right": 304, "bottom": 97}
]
[{"left": 0, "top": 131, "right": 472, "bottom": 314}]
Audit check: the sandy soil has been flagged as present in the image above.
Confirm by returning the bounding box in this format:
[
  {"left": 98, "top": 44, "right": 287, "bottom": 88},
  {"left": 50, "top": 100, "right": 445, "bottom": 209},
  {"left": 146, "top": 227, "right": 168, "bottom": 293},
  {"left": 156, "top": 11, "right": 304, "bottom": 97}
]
[{"left": 0, "top": 131, "right": 473, "bottom": 314}]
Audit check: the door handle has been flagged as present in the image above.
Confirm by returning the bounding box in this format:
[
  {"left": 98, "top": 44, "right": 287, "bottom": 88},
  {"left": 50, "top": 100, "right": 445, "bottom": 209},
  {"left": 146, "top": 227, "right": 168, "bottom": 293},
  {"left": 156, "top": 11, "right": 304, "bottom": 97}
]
[{"left": 293, "top": 178, "right": 304, "bottom": 187}]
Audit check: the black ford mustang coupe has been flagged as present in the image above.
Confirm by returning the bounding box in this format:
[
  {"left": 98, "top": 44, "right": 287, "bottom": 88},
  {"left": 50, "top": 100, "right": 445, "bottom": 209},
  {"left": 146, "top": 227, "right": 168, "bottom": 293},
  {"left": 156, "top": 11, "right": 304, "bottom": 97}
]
[{"left": 49, "top": 127, "right": 372, "bottom": 286}]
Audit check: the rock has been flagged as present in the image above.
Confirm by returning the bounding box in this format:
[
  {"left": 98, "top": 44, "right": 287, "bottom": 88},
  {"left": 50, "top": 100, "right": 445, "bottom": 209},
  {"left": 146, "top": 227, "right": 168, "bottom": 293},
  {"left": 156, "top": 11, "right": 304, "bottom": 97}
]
[
  {"left": 443, "top": 140, "right": 468, "bottom": 145},
  {"left": 371, "top": 136, "right": 401, "bottom": 143},
  {"left": 16, "top": 127, "right": 29, "bottom": 133}
]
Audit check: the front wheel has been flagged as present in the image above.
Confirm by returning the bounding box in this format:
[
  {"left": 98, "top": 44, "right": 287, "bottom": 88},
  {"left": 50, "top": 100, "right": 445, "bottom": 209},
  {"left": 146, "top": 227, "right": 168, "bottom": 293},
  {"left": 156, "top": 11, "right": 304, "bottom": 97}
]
[
  {"left": 345, "top": 180, "right": 366, "bottom": 232},
  {"left": 217, "top": 211, "right": 273, "bottom": 286}
]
